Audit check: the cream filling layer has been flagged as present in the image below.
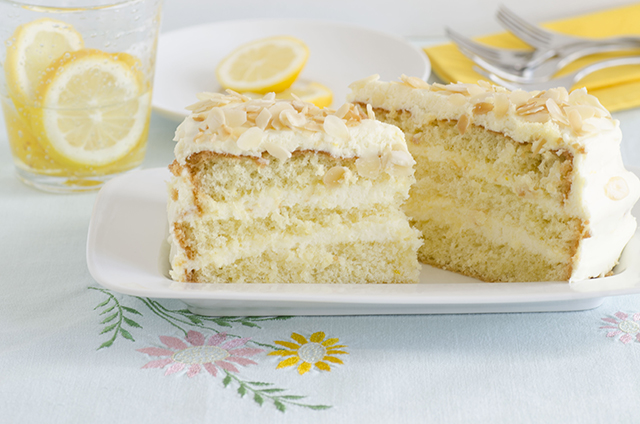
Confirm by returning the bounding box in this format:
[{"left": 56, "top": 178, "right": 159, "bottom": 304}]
[
  {"left": 410, "top": 198, "right": 568, "bottom": 262},
  {"left": 172, "top": 214, "right": 421, "bottom": 270}
]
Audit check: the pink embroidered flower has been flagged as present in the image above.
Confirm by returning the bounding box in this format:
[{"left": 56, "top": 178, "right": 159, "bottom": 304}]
[
  {"left": 137, "top": 331, "right": 264, "bottom": 377},
  {"left": 600, "top": 311, "right": 640, "bottom": 344}
]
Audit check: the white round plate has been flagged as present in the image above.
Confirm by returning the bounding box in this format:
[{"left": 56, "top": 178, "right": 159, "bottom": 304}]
[{"left": 153, "top": 19, "right": 430, "bottom": 120}]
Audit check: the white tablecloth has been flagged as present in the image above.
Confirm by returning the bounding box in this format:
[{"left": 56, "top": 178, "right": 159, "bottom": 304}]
[{"left": 2, "top": 31, "right": 640, "bottom": 424}]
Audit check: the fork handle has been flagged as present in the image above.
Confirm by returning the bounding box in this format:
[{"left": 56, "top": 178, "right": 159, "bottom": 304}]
[{"left": 574, "top": 56, "right": 640, "bottom": 82}]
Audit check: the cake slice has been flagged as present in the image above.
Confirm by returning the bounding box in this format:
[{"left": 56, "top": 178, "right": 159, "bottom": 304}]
[
  {"left": 168, "top": 91, "right": 422, "bottom": 284},
  {"left": 348, "top": 75, "right": 640, "bottom": 282}
]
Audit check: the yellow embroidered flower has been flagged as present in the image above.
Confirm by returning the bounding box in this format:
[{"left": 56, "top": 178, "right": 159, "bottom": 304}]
[{"left": 268, "top": 331, "right": 348, "bottom": 375}]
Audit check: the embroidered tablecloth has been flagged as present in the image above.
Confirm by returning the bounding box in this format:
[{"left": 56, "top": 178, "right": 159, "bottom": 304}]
[{"left": 3, "top": 80, "right": 640, "bottom": 424}]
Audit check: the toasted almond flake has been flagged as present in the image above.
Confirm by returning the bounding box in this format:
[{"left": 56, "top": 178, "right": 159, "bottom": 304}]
[
  {"left": 334, "top": 103, "right": 351, "bottom": 119},
  {"left": 236, "top": 127, "right": 264, "bottom": 150},
  {"left": 521, "top": 111, "right": 550, "bottom": 123},
  {"left": 401, "top": 75, "right": 430, "bottom": 89},
  {"left": 366, "top": 103, "right": 375, "bottom": 120},
  {"left": 457, "top": 114, "right": 470, "bottom": 135},
  {"left": 448, "top": 93, "right": 467, "bottom": 106},
  {"left": 478, "top": 80, "right": 493, "bottom": 89},
  {"left": 546, "top": 98, "right": 569, "bottom": 125},
  {"left": 304, "top": 121, "right": 324, "bottom": 132},
  {"left": 493, "top": 93, "right": 509, "bottom": 117},
  {"left": 567, "top": 108, "right": 583, "bottom": 134},
  {"left": 323, "top": 115, "right": 350, "bottom": 140},
  {"left": 605, "top": 176, "right": 629, "bottom": 200},
  {"left": 473, "top": 102, "right": 494, "bottom": 115},
  {"left": 355, "top": 155, "right": 381, "bottom": 179},
  {"left": 565, "top": 105, "right": 595, "bottom": 121},
  {"left": 466, "top": 85, "right": 486, "bottom": 97},
  {"left": 205, "top": 107, "right": 225, "bottom": 130},
  {"left": 388, "top": 150, "right": 415, "bottom": 167},
  {"left": 531, "top": 138, "right": 546, "bottom": 154},
  {"left": 263, "top": 141, "right": 291, "bottom": 161},
  {"left": 323, "top": 166, "right": 348, "bottom": 188},
  {"left": 444, "top": 83, "right": 469, "bottom": 93},
  {"left": 280, "top": 109, "right": 307, "bottom": 128},
  {"left": 224, "top": 108, "right": 247, "bottom": 127},
  {"left": 348, "top": 74, "right": 380, "bottom": 90},
  {"left": 255, "top": 108, "right": 272, "bottom": 130},
  {"left": 542, "top": 87, "right": 569, "bottom": 103},
  {"left": 262, "top": 92, "right": 276, "bottom": 101},
  {"left": 509, "top": 89, "right": 532, "bottom": 107},
  {"left": 268, "top": 101, "right": 294, "bottom": 117}
]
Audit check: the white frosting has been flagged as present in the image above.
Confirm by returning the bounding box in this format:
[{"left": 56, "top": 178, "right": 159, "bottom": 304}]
[{"left": 347, "top": 76, "right": 640, "bottom": 282}]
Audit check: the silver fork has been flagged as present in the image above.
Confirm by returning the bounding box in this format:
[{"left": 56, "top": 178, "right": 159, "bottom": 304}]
[
  {"left": 496, "top": 5, "right": 640, "bottom": 49},
  {"left": 449, "top": 28, "right": 639, "bottom": 83},
  {"left": 474, "top": 56, "right": 640, "bottom": 91}
]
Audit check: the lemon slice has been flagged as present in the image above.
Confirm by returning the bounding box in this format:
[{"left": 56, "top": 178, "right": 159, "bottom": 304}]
[
  {"left": 243, "top": 80, "right": 334, "bottom": 108},
  {"left": 275, "top": 80, "right": 333, "bottom": 108},
  {"left": 216, "top": 36, "right": 309, "bottom": 94},
  {"left": 32, "top": 49, "right": 150, "bottom": 167},
  {"left": 4, "top": 18, "right": 84, "bottom": 103}
]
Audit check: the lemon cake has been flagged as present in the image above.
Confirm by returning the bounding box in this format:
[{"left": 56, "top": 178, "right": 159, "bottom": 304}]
[
  {"left": 348, "top": 75, "right": 640, "bottom": 282},
  {"left": 167, "top": 91, "right": 421, "bottom": 284}
]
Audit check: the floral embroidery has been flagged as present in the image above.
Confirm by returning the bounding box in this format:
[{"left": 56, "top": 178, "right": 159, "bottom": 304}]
[
  {"left": 269, "top": 332, "right": 348, "bottom": 375},
  {"left": 137, "top": 331, "right": 263, "bottom": 377},
  {"left": 600, "top": 311, "right": 640, "bottom": 344},
  {"left": 90, "top": 287, "right": 143, "bottom": 349}
]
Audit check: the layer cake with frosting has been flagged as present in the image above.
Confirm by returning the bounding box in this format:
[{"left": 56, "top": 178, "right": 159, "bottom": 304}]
[
  {"left": 348, "top": 75, "right": 640, "bottom": 282},
  {"left": 168, "top": 91, "right": 422, "bottom": 284}
]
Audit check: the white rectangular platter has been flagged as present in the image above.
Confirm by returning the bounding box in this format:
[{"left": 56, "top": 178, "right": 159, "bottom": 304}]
[{"left": 86, "top": 168, "right": 640, "bottom": 316}]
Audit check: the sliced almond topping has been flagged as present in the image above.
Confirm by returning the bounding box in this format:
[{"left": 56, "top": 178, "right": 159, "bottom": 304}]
[
  {"left": 323, "top": 166, "right": 348, "bottom": 188},
  {"left": 466, "top": 85, "right": 486, "bottom": 97},
  {"left": 236, "top": 127, "right": 264, "bottom": 150},
  {"left": 355, "top": 155, "right": 381, "bottom": 179},
  {"left": 334, "top": 103, "right": 351, "bottom": 119},
  {"left": 280, "top": 109, "right": 306, "bottom": 128},
  {"left": 565, "top": 105, "right": 595, "bottom": 121},
  {"left": 205, "top": 107, "right": 225, "bottom": 131},
  {"left": 521, "top": 111, "right": 550, "bottom": 123},
  {"left": 545, "top": 98, "right": 569, "bottom": 125},
  {"left": 448, "top": 93, "right": 467, "bottom": 106},
  {"left": 567, "top": 108, "right": 584, "bottom": 134},
  {"left": 224, "top": 108, "right": 247, "bottom": 127},
  {"left": 509, "top": 89, "right": 532, "bottom": 107},
  {"left": 401, "top": 75, "right": 430, "bottom": 89},
  {"left": 366, "top": 103, "right": 376, "bottom": 120},
  {"left": 255, "top": 108, "right": 272, "bottom": 130},
  {"left": 457, "top": 114, "right": 470, "bottom": 135},
  {"left": 605, "top": 176, "right": 630, "bottom": 200},
  {"left": 268, "top": 102, "right": 294, "bottom": 118},
  {"left": 493, "top": 93, "right": 509, "bottom": 117},
  {"left": 263, "top": 141, "right": 291, "bottom": 161},
  {"left": 323, "top": 115, "right": 350, "bottom": 140},
  {"left": 473, "top": 102, "right": 493, "bottom": 115}
]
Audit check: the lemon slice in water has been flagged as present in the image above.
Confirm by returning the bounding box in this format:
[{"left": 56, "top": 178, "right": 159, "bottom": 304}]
[
  {"left": 216, "top": 36, "right": 309, "bottom": 94},
  {"left": 32, "top": 49, "right": 150, "bottom": 167},
  {"left": 4, "top": 18, "right": 84, "bottom": 103}
]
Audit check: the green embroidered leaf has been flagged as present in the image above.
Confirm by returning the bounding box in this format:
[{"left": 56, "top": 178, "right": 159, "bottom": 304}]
[
  {"left": 238, "top": 385, "right": 247, "bottom": 397},
  {"left": 119, "top": 328, "right": 135, "bottom": 341},
  {"left": 303, "top": 404, "right": 332, "bottom": 410},
  {"left": 123, "top": 317, "right": 142, "bottom": 329},
  {"left": 100, "top": 323, "right": 117, "bottom": 334},
  {"left": 280, "top": 395, "right": 307, "bottom": 400},
  {"left": 247, "top": 381, "right": 272, "bottom": 387},
  {"left": 101, "top": 313, "right": 118, "bottom": 324},
  {"left": 240, "top": 321, "right": 259, "bottom": 328},
  {"left": 99, "top": 305, "right": 116, "bottom": 315},
  {"left": 122, "top": 306, "right": 142, "bottom": 315},
  {"left": 212, "top": 319, "right": 232, "bottom": 327},
  {"left": 98, "top": 339, "right": 114, "bottom": 350},
  {"left": 222, "top": 375, "right": 232, "bottom": 387},
  {"left": 94, "top": 298, "right": 110, "bottom": 309},
  {"left": 253, "top": 394, "right": 264, "bottom": 406},
  {"left": 261, "top": 388, "right": 286, "bottom": 393},
  {"left": 187, "top": 315, "right": 203, "bottom": 324},
  {"left": 274, "top": 400, "right": 286, "bottom": 412}
]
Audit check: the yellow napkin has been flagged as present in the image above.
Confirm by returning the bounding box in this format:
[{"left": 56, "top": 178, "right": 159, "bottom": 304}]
[{"left": 424, "top": 4, "right": 640, "bottom": 112}]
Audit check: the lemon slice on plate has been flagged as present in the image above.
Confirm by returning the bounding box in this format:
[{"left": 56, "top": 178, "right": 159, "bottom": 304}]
[
  {"left": 32, "top": 49, "right": 151, "bottom": 167},
  {"left": 4, "top": 18, "right": 84, "bottom": 103},
  {"left": 216, "top": 36, "right": 309, "bottom": 94},
  {"left": 243, "top": 80, "right": 333, "bottom": 108}
]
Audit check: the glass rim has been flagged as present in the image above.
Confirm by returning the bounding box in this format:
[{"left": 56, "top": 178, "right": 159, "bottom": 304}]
[{"left": 0, "top": 0, "right": 152, "bottom": 12}]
